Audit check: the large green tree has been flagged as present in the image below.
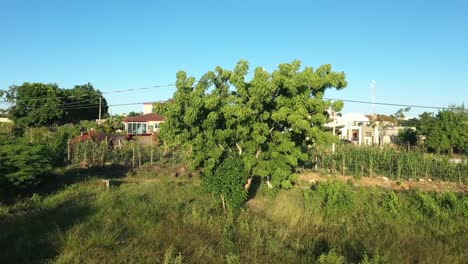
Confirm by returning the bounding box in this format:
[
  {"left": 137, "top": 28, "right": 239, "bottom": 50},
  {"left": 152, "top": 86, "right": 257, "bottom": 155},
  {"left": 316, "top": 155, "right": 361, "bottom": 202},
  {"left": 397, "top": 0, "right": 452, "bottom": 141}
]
[
  {"left": 1, "top": 82, "right": 107, "bottom": 127},
  {"left": 156, "top": 60, "right": 347, "bottom": 206},
  {"left": 417, "top": 106, "right": 468, "bottom": 154},
  {"left": 3, "top": 83, "right": 63, "bottom": 127},
  {"left": 61, "top": 83, "right": 108, "bottom": 123}
]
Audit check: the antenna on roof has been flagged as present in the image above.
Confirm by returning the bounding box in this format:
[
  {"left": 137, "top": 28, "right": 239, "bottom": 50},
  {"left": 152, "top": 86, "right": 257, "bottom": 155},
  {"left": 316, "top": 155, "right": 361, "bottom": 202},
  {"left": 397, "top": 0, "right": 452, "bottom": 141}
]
[{"left": 370, "top": 80, "right": 376, "bottom": 117}]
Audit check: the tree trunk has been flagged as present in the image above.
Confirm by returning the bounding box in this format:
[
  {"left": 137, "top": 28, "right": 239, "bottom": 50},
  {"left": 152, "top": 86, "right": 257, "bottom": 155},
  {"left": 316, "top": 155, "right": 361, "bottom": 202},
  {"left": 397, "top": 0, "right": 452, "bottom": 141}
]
[
  {"left": 244, "top": 176, "right": 253, "bottom": 190},
  {"left": 221, "top": 194, "right": 226, "bottom": 212},
  {"left": 266, "top": 176, "right": 273, "bottom": 189}
]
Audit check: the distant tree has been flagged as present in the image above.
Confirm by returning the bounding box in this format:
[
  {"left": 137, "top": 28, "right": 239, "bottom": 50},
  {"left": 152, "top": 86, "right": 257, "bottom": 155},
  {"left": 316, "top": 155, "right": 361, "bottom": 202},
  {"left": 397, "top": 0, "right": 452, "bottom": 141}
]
[
  {"left": 156, "top": 60, "right": 347, "bottom": 208},
  {"left": 392, "top": 107, "right": 411, "bottom": 125},
  {"left": 397, "top": 128, "right": 417, "bottom": 148},
  {"left": 127, "top": 111, "right": 141, "bottom": 117},
  {"left": 61, "top": 83, "right": 108, "bottom": 123},
  {"left": 375, "top": 114, "right": 397, "bottom": 124},
  {"left": 417, "top": 106, "right": 468, "bottom": 154},
  {"left": 400, "top": 117, "right": 419, "bottom": 127},
  {"left": 2, "top": 82, "right": 108, "bottom": 127},
  {"left": 3, "top": 83, "right": 63, "bottom": 127}
]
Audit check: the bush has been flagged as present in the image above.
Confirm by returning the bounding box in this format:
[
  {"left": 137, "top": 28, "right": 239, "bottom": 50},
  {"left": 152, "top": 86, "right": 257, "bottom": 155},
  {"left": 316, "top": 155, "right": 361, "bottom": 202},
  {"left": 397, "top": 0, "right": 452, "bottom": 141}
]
[
  {"left": 203, "top": 157, "right": 249, "bottom": 212},
  {"left": 316, "top": 181, "right": 353, "bottom": 212},
  {"left": 318, "top": 250, "right": 345, "bottom": 264},
  {"left": 0, "top": 136, "right": 54, "bottom": 190}
]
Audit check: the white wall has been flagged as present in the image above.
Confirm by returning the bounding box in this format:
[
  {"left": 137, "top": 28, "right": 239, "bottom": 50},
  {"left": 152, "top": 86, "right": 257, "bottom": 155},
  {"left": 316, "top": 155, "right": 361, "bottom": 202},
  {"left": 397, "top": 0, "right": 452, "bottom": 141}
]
[{"left": 143, "top": 104, "right": 153, "bottom": 114}]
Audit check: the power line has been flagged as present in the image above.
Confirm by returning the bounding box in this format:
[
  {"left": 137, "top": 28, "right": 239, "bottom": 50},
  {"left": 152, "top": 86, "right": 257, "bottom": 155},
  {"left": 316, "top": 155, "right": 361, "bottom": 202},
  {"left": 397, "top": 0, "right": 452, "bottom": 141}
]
[
  {"left": 101, "top": 84, "right": 175, "bottom": 94},
  {"left": 0, "top": 84, "right": 176, "bottom": 104},
  {"left": 2, "top": 82, "right": 465, "bottom": 112},
  {"left": 323, "top": 98, "right": 462, "bottom": 111}
]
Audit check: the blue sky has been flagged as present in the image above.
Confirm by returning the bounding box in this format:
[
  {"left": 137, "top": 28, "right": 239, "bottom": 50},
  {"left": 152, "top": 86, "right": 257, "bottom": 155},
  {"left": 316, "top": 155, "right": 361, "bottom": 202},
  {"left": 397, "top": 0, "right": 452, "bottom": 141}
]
[{"left": 1, "top": 0, "right": 467, "bottom": 116}]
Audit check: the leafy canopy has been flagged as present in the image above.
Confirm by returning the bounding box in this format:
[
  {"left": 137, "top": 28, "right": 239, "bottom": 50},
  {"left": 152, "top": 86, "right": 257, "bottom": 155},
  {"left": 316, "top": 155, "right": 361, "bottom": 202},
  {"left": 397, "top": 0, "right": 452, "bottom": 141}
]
[
  {"left": 156, "top": 60, "right": 347, "bottom": 191},
  {"left": 417, "top": 106, "right": 468, "bottom": 154},
  {"left": 0, "top": 135, "right": 54, "bottom": 189},
  {"left": 1, "top": 82, "right": 108, "bottom": 127}
]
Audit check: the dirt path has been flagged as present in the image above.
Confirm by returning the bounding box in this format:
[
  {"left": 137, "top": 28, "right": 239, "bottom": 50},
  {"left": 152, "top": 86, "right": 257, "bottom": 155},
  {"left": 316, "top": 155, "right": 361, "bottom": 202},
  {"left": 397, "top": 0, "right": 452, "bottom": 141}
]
[{"left": 300, "top": 172, "right": 468, "bottom": 193}]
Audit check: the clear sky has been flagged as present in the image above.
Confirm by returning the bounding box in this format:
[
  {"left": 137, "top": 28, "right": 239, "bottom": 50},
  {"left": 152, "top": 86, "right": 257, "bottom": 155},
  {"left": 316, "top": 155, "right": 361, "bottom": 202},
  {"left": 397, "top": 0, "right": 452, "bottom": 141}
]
[{"left": 1, "top": 0, "right": 467, "bottom": 116}]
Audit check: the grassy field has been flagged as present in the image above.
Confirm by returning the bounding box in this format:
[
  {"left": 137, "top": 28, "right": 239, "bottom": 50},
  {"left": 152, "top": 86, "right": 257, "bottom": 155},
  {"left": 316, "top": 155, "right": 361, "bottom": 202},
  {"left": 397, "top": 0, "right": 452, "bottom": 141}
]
[{"left": 1, "top": 169, "right": 467, "bottom": 264}]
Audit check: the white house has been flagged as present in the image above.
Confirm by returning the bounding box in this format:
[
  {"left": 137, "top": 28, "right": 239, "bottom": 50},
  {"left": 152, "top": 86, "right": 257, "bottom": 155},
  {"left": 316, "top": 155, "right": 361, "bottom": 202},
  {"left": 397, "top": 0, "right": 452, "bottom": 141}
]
[
  {"left": 123, "top": 102, "right": 166, "bottom": 135},
  {"left": 123, "top": 113, "right": 165, "bottom": 134},
  {"left": 326, "top": 112, "right": 379, "bottom": 145},
  {"left": 0, "top": 117, "right": 12, "bottom": 123}
]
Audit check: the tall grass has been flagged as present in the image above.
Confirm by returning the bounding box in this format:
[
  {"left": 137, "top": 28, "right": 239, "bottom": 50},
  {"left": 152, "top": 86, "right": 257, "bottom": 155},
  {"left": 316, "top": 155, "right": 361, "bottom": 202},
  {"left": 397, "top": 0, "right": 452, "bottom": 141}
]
[
  {"left": 314, "top": 145, "right": 468, "bottom": 183},
  {"left": 1, "top": 172, "right": 466, "bottom": 263}
]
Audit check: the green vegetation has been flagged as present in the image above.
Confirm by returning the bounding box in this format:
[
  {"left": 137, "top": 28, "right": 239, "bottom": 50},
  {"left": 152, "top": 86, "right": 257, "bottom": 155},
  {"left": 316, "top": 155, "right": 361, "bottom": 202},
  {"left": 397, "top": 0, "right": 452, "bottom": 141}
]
[
  {"left": 417, "top": 106, "right": 468, "bottom": 154},
  {"left": 155, "top": 60, "right": 347, "bottom": 208},
  {"left": 1, "top": 171, "right": 466, "bottom": 263},
  {"left": 0, "top": 82, "right": 107, "bottom": 127},
  {"left": 315, "top": 145, "right": 468, "bottom": 183},
  {"left": 1, "top": 62, "right": 467, "bottom": 263}
]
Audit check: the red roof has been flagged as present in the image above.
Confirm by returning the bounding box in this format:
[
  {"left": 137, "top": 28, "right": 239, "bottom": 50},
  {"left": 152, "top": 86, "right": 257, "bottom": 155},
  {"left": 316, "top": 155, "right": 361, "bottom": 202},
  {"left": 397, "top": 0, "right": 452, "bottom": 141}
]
[{"left": 123, "top": 113, "right": 165, "bottom": 122}]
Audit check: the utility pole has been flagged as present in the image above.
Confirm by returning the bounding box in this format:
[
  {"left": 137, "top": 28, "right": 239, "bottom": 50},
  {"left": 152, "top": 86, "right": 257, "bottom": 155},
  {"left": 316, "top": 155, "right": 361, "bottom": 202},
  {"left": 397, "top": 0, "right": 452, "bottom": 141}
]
[
  {"left": 332, "top": 110, "right": 336, "bottom": 153},
  {"left": 110, "top": 106, "right": 113, "bottom": 122},
  {"left": 98, "top": 96, "right": 102, "bottom": 125}
]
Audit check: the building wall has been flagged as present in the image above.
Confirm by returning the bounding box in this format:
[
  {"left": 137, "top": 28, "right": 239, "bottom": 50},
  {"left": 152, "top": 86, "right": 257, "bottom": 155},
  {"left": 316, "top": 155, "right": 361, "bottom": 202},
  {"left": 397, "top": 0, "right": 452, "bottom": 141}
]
[
  {"left": 147, "top": 121, "right": 164, "bottom": 132},
  {"left": 143, "top": 104, "right": 153, "bottom": 114},
  {"left": 0, "top": 118, "right": 13, "bottom": 123}
]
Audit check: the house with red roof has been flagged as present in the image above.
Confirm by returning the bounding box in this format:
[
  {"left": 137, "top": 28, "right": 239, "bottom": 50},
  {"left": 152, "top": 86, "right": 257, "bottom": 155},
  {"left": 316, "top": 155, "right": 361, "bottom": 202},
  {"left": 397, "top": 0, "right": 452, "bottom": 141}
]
[
  {"left": 123, "top": 112, "right": 165, "bottom": 135},
  {"left": 123, "top": 102, "right": 165, "bottom": 134}
]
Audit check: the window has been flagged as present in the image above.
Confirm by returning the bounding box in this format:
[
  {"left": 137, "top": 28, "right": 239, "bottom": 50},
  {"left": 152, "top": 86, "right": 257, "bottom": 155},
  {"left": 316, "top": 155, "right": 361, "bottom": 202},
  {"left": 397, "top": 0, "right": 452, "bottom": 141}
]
[
  {"left": 366, "top": 132, "right": 371, "bottom": 137},
  {"left": 127, "top": 122, "right": 148, "bottom": 134}
]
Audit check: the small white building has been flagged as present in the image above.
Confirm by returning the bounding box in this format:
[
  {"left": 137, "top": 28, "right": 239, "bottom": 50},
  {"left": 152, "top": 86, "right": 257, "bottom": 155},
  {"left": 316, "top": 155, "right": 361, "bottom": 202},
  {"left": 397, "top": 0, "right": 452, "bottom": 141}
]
[
  {"left": 123, "top": 113, "right": 165, "bottom": 135},
  {"left": 0, "top": 117, "right": 12, "bottom": 123},
  {"left": 326, "top": 112, "right": 379, "bottom": 145},
  {"left": 143, "top": 102, "right": 154, "bottom": 115}
]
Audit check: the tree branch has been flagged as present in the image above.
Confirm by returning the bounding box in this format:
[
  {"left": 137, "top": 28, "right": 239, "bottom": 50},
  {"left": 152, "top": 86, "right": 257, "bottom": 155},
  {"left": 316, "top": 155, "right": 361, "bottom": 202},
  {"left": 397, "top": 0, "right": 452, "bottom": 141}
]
[
  {"left": 256, "top": 149, "right": 261, "bottom": 158},
  {"left": 236, "top": 143, "right": 242, "bottom": 155}
]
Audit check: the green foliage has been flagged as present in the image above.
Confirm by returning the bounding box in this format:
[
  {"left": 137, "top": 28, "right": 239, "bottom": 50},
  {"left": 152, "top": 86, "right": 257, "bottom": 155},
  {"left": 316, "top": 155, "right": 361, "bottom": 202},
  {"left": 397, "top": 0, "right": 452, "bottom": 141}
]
[
  {"left": 204, "top": 157, "right": 249, "bottom": 211},
  {"left": 0, "top": 176, "right": 467, "bottom": 263},
  {"left": 0, "top": 136, "right": 54, "bottom": 189},
  {"left": 316, "top": 145, "right": 468, "bottom": 183},
  {"left": 2, "top": 82, "right": 108, "bottom": 127},
  {"left": 380, "top": 191, "right": 400, "bottom": 215},
  {"left": 318, "top": 250, "right": 345, "bottom": 264},
  {"left": 417, "top": 106, "right": 468, "bottom": 154},
  {"left": 360, "top": 253, "right": 387, "bottom": 264},
  {"left": 397, "top": 128, "right": 417, "bottom": 146},
  {"left": 3, "top": 83, "right": 63, "bottom": 127},
  {"left": 409, "top": 191, "right": 467, "bottom": 220},
  {"left": 163, "top": 245, "right": 184, "bottom": 264},
  {"left": 61, "top": 83, "right": 108, "bottom": 124},
  {"left": 157, "top": 60, "right": 347, "bottom": 193},
  {"left": 314, "top": 181, "right": 353, "bottom": 214}
]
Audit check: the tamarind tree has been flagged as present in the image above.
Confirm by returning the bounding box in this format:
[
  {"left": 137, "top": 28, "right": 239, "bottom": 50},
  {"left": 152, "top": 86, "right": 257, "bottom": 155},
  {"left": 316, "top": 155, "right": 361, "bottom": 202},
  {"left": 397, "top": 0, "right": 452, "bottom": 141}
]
[{"left": 155, "top": 60, "right": 347, "bottom": 209}]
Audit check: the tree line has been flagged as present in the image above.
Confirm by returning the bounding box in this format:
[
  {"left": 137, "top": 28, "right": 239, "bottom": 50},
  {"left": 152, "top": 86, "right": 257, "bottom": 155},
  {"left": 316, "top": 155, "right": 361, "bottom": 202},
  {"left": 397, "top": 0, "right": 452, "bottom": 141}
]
[{"left": 0, "top": 82, "right": 108, "bottom": 127}]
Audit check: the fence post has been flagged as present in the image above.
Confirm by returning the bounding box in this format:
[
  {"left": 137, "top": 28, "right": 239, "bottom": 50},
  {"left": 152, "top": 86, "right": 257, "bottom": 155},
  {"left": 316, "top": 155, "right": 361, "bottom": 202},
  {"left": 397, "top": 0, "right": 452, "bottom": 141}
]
[
  {"left": 138, "top": 142, "right": 141, "bottom": 167},
  {"left": 132, "top": 144, "right": 135, "bottom": 167},
  {"left": 67, "top": 139, "right": 71, "bottom": 164},
  {"left": 150, "top": 134, "right": 154, "bottom": 165}
]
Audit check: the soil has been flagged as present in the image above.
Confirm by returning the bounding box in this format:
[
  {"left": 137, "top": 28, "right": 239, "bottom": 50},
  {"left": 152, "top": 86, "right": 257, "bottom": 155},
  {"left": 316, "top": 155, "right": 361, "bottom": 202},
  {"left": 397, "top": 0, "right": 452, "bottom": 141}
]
[{"left": 299, "top": 172, "right": 468, "bottom": 193}]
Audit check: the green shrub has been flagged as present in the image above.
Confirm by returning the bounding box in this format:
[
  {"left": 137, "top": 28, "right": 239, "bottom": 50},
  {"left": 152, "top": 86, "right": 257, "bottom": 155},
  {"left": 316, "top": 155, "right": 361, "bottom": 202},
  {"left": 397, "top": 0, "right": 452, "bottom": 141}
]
[
  {"left": 316, "top": 181, "right": 353, "bottom": 212},
  {"left": 380, "top": 191, "right": 400, "bottom": 214},
  {"left": 360, "top": 253, "right": 387, "bottom": 264},
  {"left": 318, "top": 249, "right": 345, "bottom": 264},
  {"left": 0, "top": 136, "right": 54, "bottom": 190},
  {"left": 411, "top": 191, "right": 448, "bottom": 220},
  {"left": 203, "top": 157, "right": 249, "bottom": 212},
  {"left": 163, "top": 245, "right": 183, "bottom": 264}
]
